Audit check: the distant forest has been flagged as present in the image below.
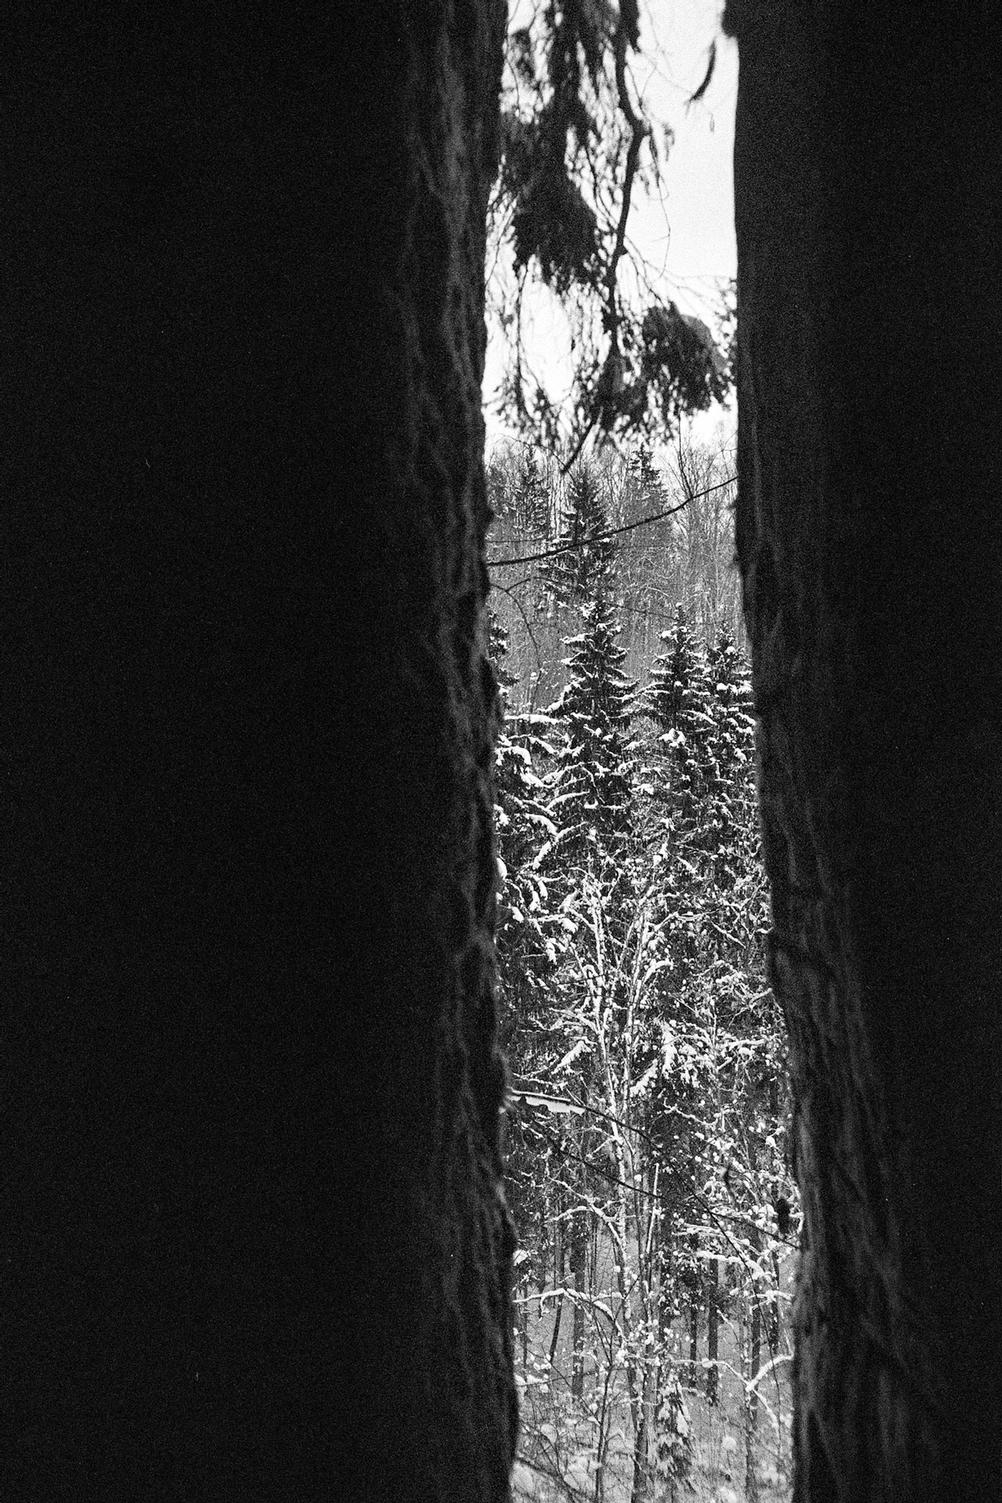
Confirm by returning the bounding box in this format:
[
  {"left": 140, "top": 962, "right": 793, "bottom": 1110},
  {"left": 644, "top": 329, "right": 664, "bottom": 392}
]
[
  {"left": 488, "top": 437, "right": 743, "bottom": 711},
  {"left": 488, "top": 439, "right": 798, "bottom": 1502}
]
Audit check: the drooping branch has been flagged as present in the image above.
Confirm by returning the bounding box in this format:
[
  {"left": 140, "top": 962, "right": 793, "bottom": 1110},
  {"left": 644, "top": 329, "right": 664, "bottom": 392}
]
[
  {"left": 600, "top": 6, "right": 649, "bottom": 403},
  {"left": 490, "top": 3, "right": 733, "bottom": 456}
]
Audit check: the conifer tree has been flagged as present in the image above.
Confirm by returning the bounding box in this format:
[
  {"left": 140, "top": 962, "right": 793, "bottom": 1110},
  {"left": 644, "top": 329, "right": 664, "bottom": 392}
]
[
  {"left": 643, "top": 605, "right": 716, "bottom": 831},
  {"left": 511, "top": 447, "right": 552, "bottom": 536},
  {"left": 549, "top": 591, "right": 636, "bottom": 863},
  {"left": 704, "top": 623, "right": 757, "bottom": 884},
  {"left": 628, "top": 443, "right": 664, "bottom": 504},
  {"left": 543, "top": 582, "right": 637, "bottom": 1413},
  {"left": 706, "top": 624, "right": 754, "bottom": 780},
  {"left": 645, "top": 604, "right": 696, "bottom": 737},
  {"left": 654, "top": 1371, "right": 693, "bottom": 1501},
  {"left": 542, "top": 461, "right": 616, "bottom": 608}
]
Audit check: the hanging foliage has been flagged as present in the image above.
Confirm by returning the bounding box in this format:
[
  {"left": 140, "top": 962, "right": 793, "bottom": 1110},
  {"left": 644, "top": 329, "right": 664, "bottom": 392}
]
[{"left": 490, "top": 2, "right": 733, "bottom": 457}]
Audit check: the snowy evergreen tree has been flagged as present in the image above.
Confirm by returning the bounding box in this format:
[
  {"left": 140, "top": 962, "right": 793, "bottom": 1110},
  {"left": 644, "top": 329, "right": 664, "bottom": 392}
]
[
  {"left": 704, "top": 623, "right": 757, "bottom": 884},
  {"left": 511, "top": 447, "right": 552, "bottom": 535},
  {"left": 706, "top": 623, "right": 754, "bottom": 781},
  {"left": 654, "top": 1370, "right": 693, "bottom": 1501},
  {"left": 548, "top": 592, "right": 636, "bottom": 863},
  {"left": 645, "top": 603, "right": 698, "bottom": 736},
  {"left": 627, "top": 442, "right": 664, "bottom": 503},
  {"left": 643, "top": 605, "right": 716, "bottom": 834},
  {"left": 542, "top": 461, "right": 616, "bottom": 608}
]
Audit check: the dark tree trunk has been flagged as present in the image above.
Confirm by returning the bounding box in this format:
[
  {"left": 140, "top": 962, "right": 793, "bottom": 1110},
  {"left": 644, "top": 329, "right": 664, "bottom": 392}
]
[
  {"left": 657, "top": 1192, "right": 675, "bottom": 1348},
  {"left": 549, "top": 1293, "right": 565, "bottom": 1372},
  {"left": 745, "top": 1295, "right": 761, "bottom": 1503},
  {"left": 706, "top": 1257, "right": 720, "bottom": 1407},
  {"left": 550, "top": 1184, "right": 567, "bottom": 1371},
  {"left": 730, "top": 3, "right": 1002, "bottom": 1496},
  {"left": 570, "top": 1207, "right": 587, "bottom": 1399},
  {"left": 1, "top": 6, "right": 514, "bottom": 1499},
  {"left": 767, "top": 1251, "right": 781, "bottom": 1355}
]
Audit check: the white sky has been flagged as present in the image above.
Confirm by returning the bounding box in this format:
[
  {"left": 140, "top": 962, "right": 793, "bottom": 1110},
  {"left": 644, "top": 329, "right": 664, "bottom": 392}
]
[
  {"left": 644, "top": 1, "right": 737, "bottom": 289},
  {"left": 485, "top": 1, "right": 738, "bottom": 453}
]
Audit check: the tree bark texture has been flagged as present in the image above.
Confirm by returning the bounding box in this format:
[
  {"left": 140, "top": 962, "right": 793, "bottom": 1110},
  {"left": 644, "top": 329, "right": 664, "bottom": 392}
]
[
  {"left": 730, "top": 4, "right": 1002, "bottom": 1497},
  {"left": 2, "top": 5, "right": 514, "bottom": 1499}
]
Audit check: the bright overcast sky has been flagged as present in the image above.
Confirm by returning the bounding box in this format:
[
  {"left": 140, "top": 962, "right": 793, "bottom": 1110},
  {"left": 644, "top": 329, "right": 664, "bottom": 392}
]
[
  {"left": 646, "top": 1, "right": 737, "bottom": 291},
  {"left": 485, "top": 1, "right": 738, "bottom": 451}
]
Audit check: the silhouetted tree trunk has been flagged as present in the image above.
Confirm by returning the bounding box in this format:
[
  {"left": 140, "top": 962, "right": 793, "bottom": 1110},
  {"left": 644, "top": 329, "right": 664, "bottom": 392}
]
[
  {"left": 1, "top": 6, "right": 514, "bottom": 1499},
  {"left": 570, "top": 1206, "right": 587, "bottom": 1399},
  {"left": 706, "top": 1257, "right": 720, "bottom": 1407},
  {"left": 550, "top": 1186, "right": 567, "bottom": 1372},
  {"left": 745, "top": 1293, "right": 762, "bottom": 1503},
  {"left": 657, "top": 1186, "right": 677, "bottom": 1385},
  {"left": 730, "top": 3, "right": 1002, "bottom": 1496}
]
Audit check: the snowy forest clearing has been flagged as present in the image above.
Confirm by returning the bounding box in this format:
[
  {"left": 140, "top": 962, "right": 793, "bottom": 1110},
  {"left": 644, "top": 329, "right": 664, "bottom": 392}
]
[{"left": 490, "top": 443, "right": 798, "bottom": 1501}]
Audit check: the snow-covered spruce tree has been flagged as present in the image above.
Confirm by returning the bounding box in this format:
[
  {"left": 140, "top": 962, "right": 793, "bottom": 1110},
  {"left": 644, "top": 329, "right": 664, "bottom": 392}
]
[
  {"left": 704, "top": 623, "right": 757, "bottom": 882},
  {"left": 637, "top": 615, "right": 772, "bottom": 1424},
  {"left": 645, "top": 604, "right": 699, "bottom": 738},
  {"left": 548, "top": 590, "right": 637, "bottom": 868},
  {"left": 653, "top": 1370, "right": 693, "bottom": 1503},
  {"left": 542, "top": 461, "right": 616, "bottom": 610},
  {"left": 627, "top": 442, "right": 665, "bottom": 506},
  {"left": 648, "top": 621, "right": 797, "bottom": 1429},
  {"left": 642, "top": 605, "right": 716, "bottom": 833},
  {"left": 532, "top": 584, "right": 638, "bottom": 1407},
  {"left": 637, "top": 609, "right": 718, "bottom": 1115},
  {"left": 512, "top": 447, "right": 553, "bottom": 536}
]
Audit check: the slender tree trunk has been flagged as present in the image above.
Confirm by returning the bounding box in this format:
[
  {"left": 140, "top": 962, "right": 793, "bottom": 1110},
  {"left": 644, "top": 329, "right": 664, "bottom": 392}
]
[
  {"left": 646, "top": 1192, "right": 679, "bottom": 1501},
  {"left": 548, "top": 1293, "right": 565, "bottom": 1372},
  {"left": 767, "top": 1252, "right": 782, "bottom": 1355},
  {"left": 570, "top": 1207, "right": 587, "bottom": 1399},
  {"left": 0, "top": 7, "right": 515, "bottom": 1498},
  {"left": 706, "top": 1257, "right": 720, "bottom": 1407},
  {"left": 656, "top": 1175, "right": 675, "bottom": 1340},
  {"left": 550, "top": 1190, "right": 566, "bottom": 1371},
  {"left": 731, "top": 3, "right": 1002, "bottom": 1495},
  {"left": 745, "top": 1296, "right": 762, "bottom": 1503},
  {"left": 630, "top": 1366, "right": 654, "bottom": 1503},
  {"left": 688, "top": 1292, "right": 700, "bottom": 1389}
]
